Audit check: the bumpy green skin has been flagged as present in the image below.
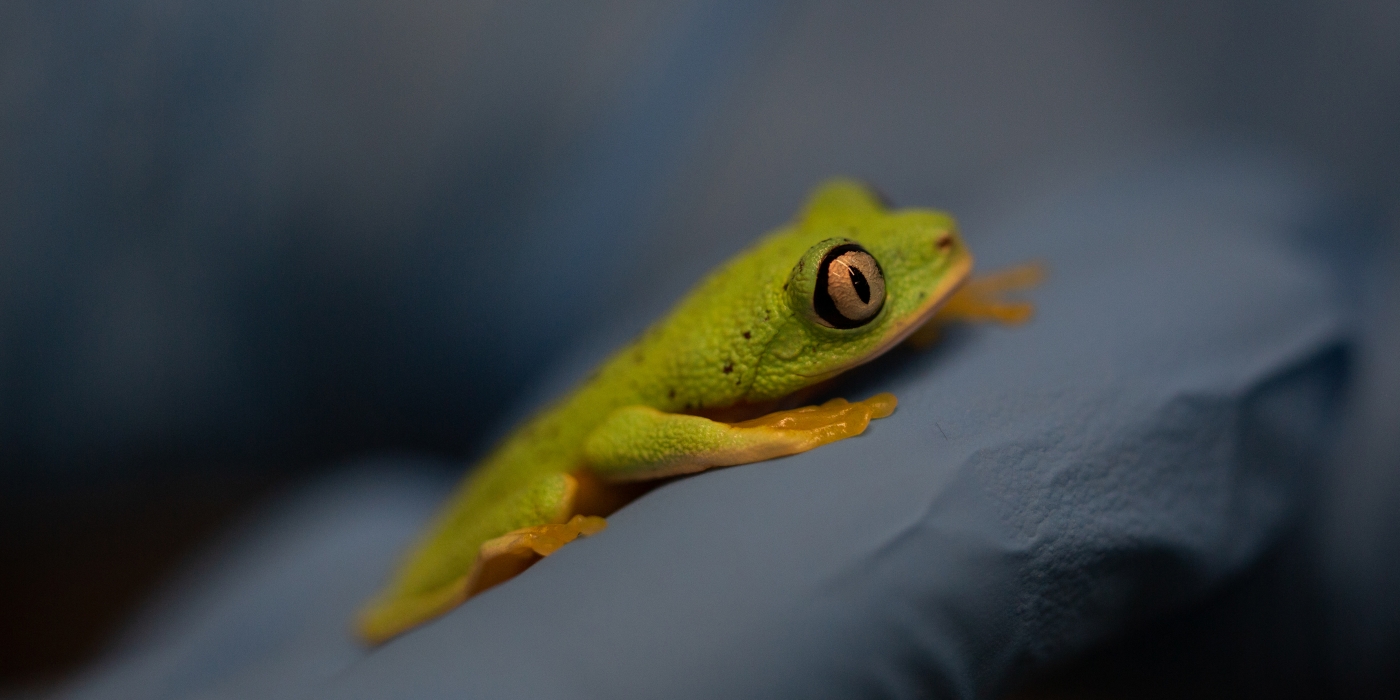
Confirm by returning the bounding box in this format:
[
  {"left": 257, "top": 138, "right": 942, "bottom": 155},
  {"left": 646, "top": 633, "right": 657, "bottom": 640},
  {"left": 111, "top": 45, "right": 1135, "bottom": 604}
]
[{"left": 383, "top": 180, "right": 970, "bottom": 601}]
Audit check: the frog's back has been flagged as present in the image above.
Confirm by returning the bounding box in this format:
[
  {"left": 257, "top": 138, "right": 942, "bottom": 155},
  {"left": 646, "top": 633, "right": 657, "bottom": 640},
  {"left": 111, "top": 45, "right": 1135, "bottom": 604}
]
[{"left": 454, "top": 227, "right": 800, "bottom": 511}]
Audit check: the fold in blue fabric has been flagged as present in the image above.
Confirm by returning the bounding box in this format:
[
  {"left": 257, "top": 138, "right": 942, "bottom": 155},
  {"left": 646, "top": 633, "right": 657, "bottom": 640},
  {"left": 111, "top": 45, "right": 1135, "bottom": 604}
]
[{"left": 53, "top": 152, "right": 1351, "bottom": 699}]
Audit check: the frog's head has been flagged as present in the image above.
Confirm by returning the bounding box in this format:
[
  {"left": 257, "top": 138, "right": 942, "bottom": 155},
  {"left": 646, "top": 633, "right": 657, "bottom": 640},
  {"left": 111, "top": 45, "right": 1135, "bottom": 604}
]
[{"left": 750, "top": 179, "right": 972, "bottom": 398}]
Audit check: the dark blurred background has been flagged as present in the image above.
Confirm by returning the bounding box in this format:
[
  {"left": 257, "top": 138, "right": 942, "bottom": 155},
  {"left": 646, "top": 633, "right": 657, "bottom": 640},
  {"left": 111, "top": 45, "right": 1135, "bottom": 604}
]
[{"left": 2, "top": 0, "right": 1398, "bottom": 695}]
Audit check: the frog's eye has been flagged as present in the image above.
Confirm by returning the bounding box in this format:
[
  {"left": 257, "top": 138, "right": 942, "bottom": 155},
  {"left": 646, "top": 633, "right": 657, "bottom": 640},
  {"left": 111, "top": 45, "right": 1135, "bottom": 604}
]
[
  {"left": 787, "top": 238, "right": 888, "bottom": 330},
  {"left": 813, "top": 244, "right": 885, "bottom": 328}
]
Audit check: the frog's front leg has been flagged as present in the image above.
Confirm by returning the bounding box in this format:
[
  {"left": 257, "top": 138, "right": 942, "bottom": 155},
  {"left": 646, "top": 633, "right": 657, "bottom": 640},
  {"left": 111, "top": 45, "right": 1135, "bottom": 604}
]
[
  {"left": 906, "top": 262, "right": 1045, "bottom": 347},
  {"left": 583, "top": 393, "right": 897, "bottom": 482}
]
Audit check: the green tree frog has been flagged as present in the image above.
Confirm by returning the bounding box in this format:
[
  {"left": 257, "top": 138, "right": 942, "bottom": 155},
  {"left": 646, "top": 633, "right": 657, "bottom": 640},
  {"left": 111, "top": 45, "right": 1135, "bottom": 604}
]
[{"left": 356, "top": 179, "right": 1037, "bottom": 643}]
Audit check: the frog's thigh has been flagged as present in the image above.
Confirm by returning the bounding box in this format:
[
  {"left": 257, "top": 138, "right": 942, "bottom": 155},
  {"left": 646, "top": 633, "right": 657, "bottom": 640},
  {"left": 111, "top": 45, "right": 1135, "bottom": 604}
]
[
  {"left": 355, "top": 473, "right": 604, "bottom": 644},
  {"left": 584, "top": 393, "right": 897, "bottom": 482}
]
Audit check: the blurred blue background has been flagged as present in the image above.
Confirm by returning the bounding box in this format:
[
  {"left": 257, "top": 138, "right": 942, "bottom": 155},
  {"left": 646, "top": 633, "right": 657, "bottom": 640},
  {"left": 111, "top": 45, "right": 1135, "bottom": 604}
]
[{"left": 1, "top": 0, "right": 1398, "bottom": 695}]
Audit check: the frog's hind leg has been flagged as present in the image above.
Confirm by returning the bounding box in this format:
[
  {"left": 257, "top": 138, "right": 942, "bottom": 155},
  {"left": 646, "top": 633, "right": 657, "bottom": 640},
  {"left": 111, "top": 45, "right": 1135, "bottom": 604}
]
[
  {"left": 906, "top": 261, "right": 1045, "bottom": 347},
  {"left": 466, "top": 513, "right": 606, "bottom": 599},
  {"left": 583, "top": 393, "right": 897, "bottom": 482},
  {"left": 355, "top": 473, "right": 605, "bottom": 645}
]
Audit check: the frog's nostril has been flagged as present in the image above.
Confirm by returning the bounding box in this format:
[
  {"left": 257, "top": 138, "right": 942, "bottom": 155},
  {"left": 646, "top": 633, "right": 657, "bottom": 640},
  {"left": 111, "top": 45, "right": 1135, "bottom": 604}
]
[{"left": 935, "top": 234, "right": 953, "bottom": 250}]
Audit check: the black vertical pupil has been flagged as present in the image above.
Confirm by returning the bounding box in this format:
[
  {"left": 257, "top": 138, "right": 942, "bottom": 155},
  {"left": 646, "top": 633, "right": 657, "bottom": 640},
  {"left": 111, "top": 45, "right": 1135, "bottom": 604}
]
[
  {"left": 811, "top": 243, "right": 881, "bottom": 329},
  {"left": 847, "top": 265, "right": 870, "bottom": 304}
]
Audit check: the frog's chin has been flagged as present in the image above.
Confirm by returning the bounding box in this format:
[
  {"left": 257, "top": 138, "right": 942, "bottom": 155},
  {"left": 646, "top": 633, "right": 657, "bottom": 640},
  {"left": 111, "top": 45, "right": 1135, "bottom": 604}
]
[{"left": 808, "top": 253, "right": 974, "bottom": 381}]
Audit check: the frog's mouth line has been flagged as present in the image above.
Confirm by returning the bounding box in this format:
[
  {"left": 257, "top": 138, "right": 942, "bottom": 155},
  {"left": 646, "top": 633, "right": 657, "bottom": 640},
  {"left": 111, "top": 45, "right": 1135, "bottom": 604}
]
[{"left": 804, "top": 252, "right": 974, "bottom": 380}]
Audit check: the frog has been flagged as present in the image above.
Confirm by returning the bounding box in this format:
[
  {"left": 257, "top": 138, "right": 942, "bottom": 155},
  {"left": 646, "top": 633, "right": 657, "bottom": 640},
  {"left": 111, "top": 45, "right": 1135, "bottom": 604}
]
[{"left": 355, "top": 179, "right": 1039, "bottom": 644}]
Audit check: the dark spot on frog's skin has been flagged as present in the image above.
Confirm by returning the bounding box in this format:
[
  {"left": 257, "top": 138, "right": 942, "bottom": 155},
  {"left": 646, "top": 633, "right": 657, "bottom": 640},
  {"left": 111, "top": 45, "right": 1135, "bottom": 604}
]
[
  {"left": 782, "top": 282, "right": 788, "bottom": 291},
  {"left": 722, "top": 363, "right": 733, "bottom": 374},
  {"left": 742, "top": 331, "right": 751, "bottom": 340},
  {"left": 764, "top": 310, "right": 770, "bottom": 321},
  {"left": 668, "top": 388, "right": 676, "bottom": 399},
  {"left": 797, "top": 259, "right": 805, "bottom": 272}
]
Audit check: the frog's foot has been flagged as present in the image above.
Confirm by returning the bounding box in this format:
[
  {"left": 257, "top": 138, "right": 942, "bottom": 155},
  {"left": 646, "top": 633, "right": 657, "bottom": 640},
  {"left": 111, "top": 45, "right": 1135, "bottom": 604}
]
[
  {"left": 466, "top": 514, "right": 608, "bottom": 598},
  {"left": 584, "top": 393, "right": 897, "bottom": 482},
  {"left": 356, "top": 473, "right": 601, "bottom": 645},
  {"left": 906, "top": 262, "right": 1045, "bottom": 347}
]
